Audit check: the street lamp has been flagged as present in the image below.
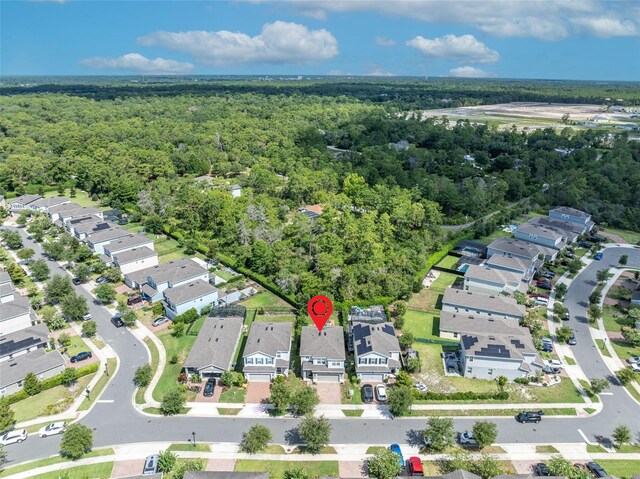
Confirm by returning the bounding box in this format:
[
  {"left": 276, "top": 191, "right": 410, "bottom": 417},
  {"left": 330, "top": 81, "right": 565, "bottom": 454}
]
[
  {"left": 191, "top": 431, "right": 196, "bottom": 447},
  {"left": 85, "top": 387, "right": 90, "bottom": 400},
  {"left": 105, "top": 363, "right": 109, "bottom": 376}
]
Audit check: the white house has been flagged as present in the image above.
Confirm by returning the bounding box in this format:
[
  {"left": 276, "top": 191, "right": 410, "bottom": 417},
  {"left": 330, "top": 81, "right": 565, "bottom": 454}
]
[
  {"left": 0, "top": 296, "right": 36, "bottom": 335},
  {"left": 463, "top": 265, "right": 526, "bottom": 296},
  {"left": 515, "top": 223, "right": 566, "bottom": 250},
  {"left": 102, "top": 234, "right": 154, "bottom": 259},
  {"left": 0, "top": 270, "right": 15, "bottom": 304},
  {"left": 58, "top": 207, "right": 103, "bottom": 224},
  {"left": 162, "top": 279, "right": 219, "bottom": 320},
  {"left": 352, "top": 322, "right": 401, "bottom": 382},
  {"left": 112, "top": 247, "right": 159, "bottom": 275},
  {"left": 0, "top": 323, "right": 51, "bottom": 363},
  {"left": 300, "top": 325, "right": 346, "bottom": 383},
  {"left": 549, "top": 206, "right": 594, "bottom": 232},
  {"left": 71, "top": 220, "right": 112, "bottom": 240},
  {"left": 127, "top": 258, "right": 209, "bottom": 302},
  {"left": 484, "top": 254, "right": 536, "bottom": 281},
  {"left": 243, "top": 322, "right": 293, "bottom": 382},
  {"left": 85, "top": 227, "right": 132, "bottom": 254},
  {"left": 487, "top": 237, "right": 558, "bottom": 262},
  {"left": 28, "top": 196, "right": 71, "bottom": 212},
  {"left": 47, "top": 203, "right": 82, "bottom": 222},
  {"left": 6, "top": 194, "right": 42, "bottom": 213},
  {"left": 442, "top": 288, "right": 526, "bottom": 322}
]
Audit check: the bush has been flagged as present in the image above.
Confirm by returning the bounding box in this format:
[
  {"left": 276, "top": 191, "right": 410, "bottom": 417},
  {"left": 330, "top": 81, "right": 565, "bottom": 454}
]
[
  {"left": 158, "top": 450, "right": 177, "bottom": 473},
  {"left": 388, "top": 386, "right": 413, "bottom": 417},
  {"left": 514, "top": 377, "right": 530, "bottom": 385},
  {"left": 23, "top": 372, "right": 42, "bottom": 396},
  {"left": 161, "top": 388, "right": 186, "bottom": 415},
  {"left": 220, "top": 371, "right": 245, "bottom": 388},
  {"left": 81, "top": 321, "right": 97, "bottom": 338},
  {"left": 412, "top": 390, "right": 509, "bottom": 401},
  {"left": 367, "top": 449, "right": 403, "bottom": 479},
  {"left": 60, "top": 423, "right": 93, "bottom": 459},
  {"left": 134, "top": 364, "right": 153, "bottom": 388},
  {"left": 240, "top": 424, "right": 272, "bottom": 453}
]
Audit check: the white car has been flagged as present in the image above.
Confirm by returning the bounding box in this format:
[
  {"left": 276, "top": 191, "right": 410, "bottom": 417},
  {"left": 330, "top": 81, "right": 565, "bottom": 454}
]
[
  {"left": 375, "top": 384, "right": 387, "bottom": 402},
  {"left": 38, "top": 422, "right": 66, "bottom": 437},
  {"left": 1, "top": 429, "right": 27, "bottom": 445},
  {"left": 626, "top": 357, "right": 640, "bottom": 364},
  {"left": 545, "top": 359, "right": 564, "bottom": 369},
  {"left": 541, "top": 337, "right": 553, "bottom": 345},
  {"left": 458, "top": 431, "right": 477, "bottom": 445},
  {"left": 629, "top": 363, "right": 640, "bottom": 373},
  {"left": 414, "top": 381, "right": 427, "bottom": 392}
]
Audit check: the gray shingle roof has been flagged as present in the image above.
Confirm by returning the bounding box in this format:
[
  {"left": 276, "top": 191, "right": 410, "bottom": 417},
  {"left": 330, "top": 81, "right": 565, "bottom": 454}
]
[
  {"left": 461, "top": 330, "right": 536, "bottom": 360},
  {"left": 439, "top": 311, "right": 527, "bottom": 336},
  {"left": 59, "top": 206, "right": 102, "bottom": 220},
  {"left": 0, "top": 322, "right": 50, "bottom": 358},
  {"left": 0, "top": 270, "right": 11, "bottom": 285},
  {"left": 73, "top": 220, "right": 112, "bottom": 236},
  {"left": 442, "top": 289, "right": 526, "bottom": 318},
  {"left": 0, "top": 349, "right": 65, "bottom": 388},
  {"left": 0, "top": 296, "right": 32, "bottom": 322},
  {"left": 29, "top": 197, "right": 70, "bottom": 209},
  {"left": 352, "top": 322, "right": 400, "bottom": 357},
  {"left": 0, "top": 281, "right": 15, "bottom": 298},
  {"left": 104, "top": 234, "right": 153, "bottom": 255},
  {"left": 485, "top": 254, "right": 531, "bottom": 272},
  {"left": 300, "top": 326, "right": 346, "bottom": 360},
  {"left": 528, "top": 216, "right": 584, "bottom": 235},
  {"left": 86, "top": 226, "right": 131, "bottom": 244},
  {"left": 464, "top": 265, "right": 523, "bottom": 286},
  {"left": 7, "top": 194, "right": 42, "bottom": 206},
  {"left": 47, "top": 202, "right": 81, "bottom": 214},
  {"left": 243, "top": 322, "right": 293, "bottom": 357},
  {"left": 516, "top": 223, "right": 565, "bottom": 241},
  {"left": 184, "top": 317, "right": 244, "bottom": 372},
  {"left": 489, "top": 237, "right": 556, "bottom": 260},
  {"left": 163, "top": 279, "right": 218, "bottom": 306},
  {"left": 113, "top": 247, "right": 157, "bottom": 265},
  {"left": 125, "top": 258, "right": 206, "bottom": 288},
  {"left": 550, "top": 206, "right": 590, "bottom": 218}
]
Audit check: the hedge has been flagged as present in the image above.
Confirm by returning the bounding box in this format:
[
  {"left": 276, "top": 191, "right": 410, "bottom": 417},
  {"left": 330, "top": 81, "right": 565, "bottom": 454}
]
[
  {"left": 0, "top": 362, "right": 99, "bottom": 406},
  {"left": 412, "top": 389, "right": 509, "bottom": 401},
  {"left": 414, "top": 231, "right": 474, "bottom": 286}
]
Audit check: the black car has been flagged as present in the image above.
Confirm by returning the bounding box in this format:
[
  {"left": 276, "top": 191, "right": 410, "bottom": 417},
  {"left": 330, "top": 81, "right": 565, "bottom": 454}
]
[
  {"left": 515, "top": 411, "right": 542, "bottom": 423},
  {"left": 127, "top": 295, "right": 143, "bottom": 306},
  {"left": 578, "top": 241, "right": 592, "bottom": 248},
  {"left": 586, "top": 462, "right": 607, "bottom": 477},
  {"left": 361, "top": 384, "right": 374, "bottom": 403},
  {"left": 72, "top": 278, "right": 82, "bottom": 285},
  {"left": 70, "top": 351, "right": 92, "bottom": 363},
  {"left": 95, "top": 276, "right": 109, "bottom": 284},
  {"left": 111, "top": 316, "right": 125, "bottom": 328},
  {"left": 203, "top": 378, "right": 215, "bottom": 397},
  {"left": 533, "top": 462, "right": 549, "bottom": 476},
  {"left": 540, "top": 343, "right": 553, "bottom": 352},
  {"left": 538, "top": 283, "right": 553, "bottom": 291}
]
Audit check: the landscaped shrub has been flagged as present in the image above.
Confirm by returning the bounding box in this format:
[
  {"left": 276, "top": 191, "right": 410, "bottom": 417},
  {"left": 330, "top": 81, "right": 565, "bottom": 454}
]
[
  {"left": 514, "top": 377, "right": 531, "bottom": 384},
  {"left": 411, "top": 390, "right": 509, "bottom": 401}
]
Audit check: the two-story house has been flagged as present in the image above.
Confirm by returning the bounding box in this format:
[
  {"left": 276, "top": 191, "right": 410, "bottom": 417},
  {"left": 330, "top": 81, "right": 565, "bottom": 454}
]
[
  {"left": 352, "top": 322, "right": 401, "bottom": 383},
  {"left": 71, "top": 220, "right": 112, "bottom": 240},
  {"left": 463, "top": 265, "right": 526, "bottom": 296},
  {"left": 28, "top": 196, "right": 71, "bottom": 212},
  {"left": 300, "top": 325, "right": 346, "bottom": 383},
  {"left": 162, "top": 279, "right": 219, "bottom": 320},
  {"left": 47, "top": 202, "right": 81, "bottom": 222},
  {"left": 0, "top": 349, "right": 65, "bottom": 396},
  {"left": 527, "top": 216, "right": 582, "bottom": 243},
  {"left": 112, "top": 247, "right": 159, "bottom": 274},
  {"left": 515, "top": 223, "right": 567, "bottom": 250},
  {"left": 0, "top": 296, "right": 36, "bottom": 335},
  {"left": 6, "top": 194, "right": 42, "bottom": 213},
  {"left": 85, "top": 227, "right": 132, "bottom": 254},
  {"left": 58, "top": 206, "right": 103, "bottom": 225},
  {"left": 128, "top": 258, "right": 209, "bottom": 302},
  {"left": 549, "top": 206, "right": 594, "bottom": 233},
  {"left": 442, "top": 289, "right": 526, "bottom": 322},
  {"left": 183, "top": 316, "right": 244, "bottom": 379},
  {"left": 487, "top": 237, "right": 558, "bottom": 263},
  {"left": 0, "top": 323, "right": 51, "bottom": 363},
  {"left": 439, "top": 311, "right": 523, "bottom": 340},
  {"left": 103, "top": 234, "right": 155, "bottom": 260},
  {"left": 484, "top": 254, "right": 536, "bottom": 281},
  {"left": 243, "top": 322, "right": 293, "bottom": 382}
]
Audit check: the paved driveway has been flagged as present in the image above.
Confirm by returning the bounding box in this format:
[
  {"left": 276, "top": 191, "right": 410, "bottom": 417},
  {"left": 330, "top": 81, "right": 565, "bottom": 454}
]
[
  {"left": 111, "top": 459, "right": 145, "bottom": 478},
  {"left": 194, "top": 380, "right": 222, "bottom": 403},
  {"left": 245, "top": 382, "right": 271, "bottom": 404},
  {"left": 313, "top": 383, "right": 342, "bottom": 404}
]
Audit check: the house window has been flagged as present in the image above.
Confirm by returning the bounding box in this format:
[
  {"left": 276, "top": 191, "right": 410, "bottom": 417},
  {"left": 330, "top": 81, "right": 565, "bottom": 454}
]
[
  {"left": 467, "top": 367, "right": 472, "bottom": 373},
  {"left": 329, "top": 361, "right": 341, "bottom": 367},
  {"left": 453, "top": 333, "right": 458, "bottom": 338},
  {"left": 380, "top": 358, "right": 387, "bottom": 364},
  {"left": 245, "top": 358, "right": 253, "bottom": 365},
  {"left": 256, "top": 358, "right": 264, "bottom": 365},
  {"left": 358, "top": 358, "right": 365, "bottom": 364},
  {"left": 266, "top": 358, "right": 274, "bottom": 364}
]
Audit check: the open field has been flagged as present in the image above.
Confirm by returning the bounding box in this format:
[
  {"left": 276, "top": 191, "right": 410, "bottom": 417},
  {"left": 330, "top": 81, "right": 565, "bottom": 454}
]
[
  {"left": 602, "top": 227, "right": 640, "bottom": 245},
  {"left": 239, "top": 291, "right": 294, "bottom": 309},
  {"left": 43, "top": 190, "right": 102, "bottom": 209}
]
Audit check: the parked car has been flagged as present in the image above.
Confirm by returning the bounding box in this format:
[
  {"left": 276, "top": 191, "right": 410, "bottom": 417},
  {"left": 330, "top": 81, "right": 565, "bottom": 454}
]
[
  {"left": 458, "top": 431, "right": 477, "bottom": 446},
  {"left": 203, "top": 378, "right": 215, "bottom": 397},
  {"left": 541, "top": 337, "right": 553, "bottom": 344},
  {"left": 542, "top": 365, "right": 561, "bottom": 374},
  {"left": 375, "top": 384, "right": 387, "bottom": 402},
  {"left": 414, "top": 381, "right": 427, "bottom": 392},
  {"left": 531, "top": 293, "right": 550, "bottom": 299},
  {"left": 407, "top": 457, "right": 424, "bottom": 476},
  {"left": 1, "top": 429, "right": 27, "bottom": 445},
  {"left": 151, "top": 316, "right": 169, "bottom": 327},
  {"left": 38, "top": 422, "right": 66, "bottom": 437},
  {"left": 127, "top": 295, "right": 143, "bottom": 306},
  {"left": 540, "top": 340, "right": 553, "bottom": 352},
  {"left": 593, "top": 252, "right": 603, "bottom": 260},
  {"left": 588, "top": 235, "right": 605, "bottom": 243},
  {"left": 626, "top": 356, "right": 640, "bottom": 364},
  {"left": 143, "top": 454, "right": 159, "bottom": 475},
  {"left": 566, "top": 252, "right": 576, "bottom": 259},
  {"left": 578, "top": 241, "right": 592, "bottom": 248},
  {"left": 567, "top": 334, "right": 577, "bottom": 345},
  {"left": 72, "top": 277, "right": 83, "bottom": 285},
  {"left": 629, "top": 363, "right": 640, "bottom": 372},
  {"left": 70, "top": 351, "right": 92, "bottom": 363},
  {"left": 538, "top": 283, "right": 553, "bottom": 291},
  {"left": 546, "top": 359, "right": 563, "bottom": 369},
  {"left": 562, "top": 311, "right": 570, "bottom": 321},
  {"left": 542, "top": 272, "right": 555, "bottom": 279},
  {"left": 586, "top": 462, "right": 607, "bottom": 477},
  {"left": 516, "top": 411, "right": 542, "bottom": 423},
  {"left": 388, "top": 444, "right": 404, "bottom": 467},
  {"left": 533, "top": 462, "right": 550, "bottom": 476},
  {"left": 111, "top": 316, "right": 125, "bottom": 328},
  {"left": 361, "top": 384, "right": 374, "bottom": 403},
  {"left": 82, "top": 313, "right": 92, "bottom": 321},
  {"left": 95, "top": 276, "right": 109, "bottom": 284}
]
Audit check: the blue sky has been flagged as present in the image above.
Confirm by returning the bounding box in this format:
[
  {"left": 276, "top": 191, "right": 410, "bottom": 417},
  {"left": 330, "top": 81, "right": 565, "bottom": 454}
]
[{"left": 2, "top": 0, "right": 640, "bottom": 80}]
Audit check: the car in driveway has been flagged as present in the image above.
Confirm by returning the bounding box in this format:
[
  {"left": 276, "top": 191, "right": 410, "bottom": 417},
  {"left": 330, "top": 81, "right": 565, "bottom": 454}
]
[
  {"left": 566, "top": 252, "right": 576, "bottom": 259},
  {"left": 361, "top": 384, "right": 374, "bottom": 403},
  {"left": 143, "top": 454, "right": 159, "bottom": 475},
  {"left": 542, "top": 271, "right": 555, "bottom": 279},
  {"left": 375, "top": 384, "right": 387, "bottom": 402},
  {"left": 203, "top": 378, "right": 215, "bottom": 397},
  {"left": 593, "top": 252, "right": 603, "bottom": 260},
  {"left": 127, "top": 295, "right": 143, "bottom": 306},
  {"left": 70, "top": 351, "right": 92, "bottom": 363},
  {"left": 533, "top": 462, "right": 550, "bottom": 476},
  {"left": 1, "top": 429, "right": 27, "bottom": 445},
  {"left": 538, "top": 282, "right": 553, "bottom": 291},
  {"left": 38, "top": 422, "right": 66, "bottom": 437},
  {"left": 388, "top": 444, "right": 404, "bottom": 467},
  {"left": 95, "top": 276, "right": 109, "bottom": 284},
  {"left": 546, "top": 359, "right": 564, "bottom": 369},
  {"left": 516, "top": 411, "right": 542, "bottom": 423},
  {"left": 629, "top": 363, "right": 640, "bottom": 373},
  {"left": 586, "top": 462, "right": 607, "bottom": 477},
  {"left": 407, "top": 456, "right": 424, "bottom": 476},
  {"left": 151, "top": 316, "right": 169, "bottom": 327},
  {"left": 626, "top": 356, "right": 640, "bottom": 364},
  {"left": 531, "top": 293, "right": 550, "bottom": 299},
  {"left": 111, "top": 316, "right": 125, "bottom": 328},
  {"left": 82, "top": 313, "right": 92, "bottom": 321},
  {"left": 542, "top": 365, "right": 561, "bottom": 374},
  {"left": 540, "top": 342, "right": 553, "bottom": 352},
  {"left": 458, "top": 431, "right": 477, "bottom": 446}
]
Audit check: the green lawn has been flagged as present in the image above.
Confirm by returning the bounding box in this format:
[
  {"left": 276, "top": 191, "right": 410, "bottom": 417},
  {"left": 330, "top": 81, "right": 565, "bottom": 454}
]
[
  {"left": 565, "top": 357, "right": 577, "bottom": 366},
  {"left": 137, "top": 337, "right": 161, "bottom": 404},
  {"left": 219, "top": 386, "right": 246, "bottom": 403},
  {"left": 168, "top": 443, "right": 210, "bottom": 452},
  {"left": 602, "top": 305, "right": 634, "bottom": 333},
  {"left": 29, "top": 462, "right": 114, "bottom": 479},
  {"left": 218, "top": 408, "right": 242, "bottom": 415},
  {"left": 595, "top": 339, "right": 612, "bottom": 357},
  {"left": 610, "top": 339, "right": 640, "bottom": 362},
  {"left": 341, "top": 378, "right": 363, "bottom": 405},
  {"left": 342, "top": 409, "right": 364, "bottom": 417},
  {"left": 43, "top": 189, "right": 102, "bottom": 209},
  {"left": 239, "top": 291, "right": 293, "bottom": 309},
  {"left": 602, "top": 227, "right": 640, "bottom": 245},
  {"left": 366, "top": 446, "right": 387, "bottom": 454},
  {"left": 475, "top": 228, "right": 512, "bottom": 245},
  {"left": 596, "top": 460, "right": 640, "bottom": 479},
  {"left": 535, "top": 445, "right": 560, "bottom": 453},
  {"left": 404, "top": 310, "right": 442, "bottom": 341},
  {"left": 235, "top": 460, "right": 339, "bottom": 479},
  {"left": 78, "top": 358, "right": 117, "bottom": 410},
  {"left": 152, "top": 330, "right": 197, "bottom": 402},
  {"left": 407, "top": 271, "right": 458, "bottom": 312},
  {"left": 10, "top": 374, "right": 93, "bottom": 422},
  {"left": 410, "top": 407, "right": 576, "bottom": 417},
  {"left": 436, "top": 255, "right": 460, "bottom": 270},
  {"left": 0, "top": 449, "right": 114, "bottom": 477},
  {"left": 63, "top": 335, "right": 91, "bottom": 358},
  {"left": 214, "top": 269, "right": 237, "bottom": 281},
  {"left": 263, "top": 445, "right": 287, "bottom": 454}
]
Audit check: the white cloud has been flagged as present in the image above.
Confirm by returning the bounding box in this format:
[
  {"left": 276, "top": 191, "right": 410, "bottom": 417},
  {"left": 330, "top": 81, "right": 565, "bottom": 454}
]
[
  {"left": 363, "top": 65, "right": 395, "bottom": 76},
  {"left": 375, "top": 36, "right": 396, "bottom": 47},
  {"left": 80, "top": 53, "right": 195, "bottom": 75},
  {"left": 138, "top": 21, "right": 338, "bottom": 67},
  {"left": 449, "top": 66, "right": 494, "bottom": 78},
  {"left": 289, "top": 0, "right": 639, "bottom": 40},
  {"left": 571, "top": 17, "right": 638, "bottom": 37},
  {"left": 328, "top": 69, "right": 353, "bottom": 76},
  {"left": 407, "top": 34, "right": 499, "bottom": 63}
]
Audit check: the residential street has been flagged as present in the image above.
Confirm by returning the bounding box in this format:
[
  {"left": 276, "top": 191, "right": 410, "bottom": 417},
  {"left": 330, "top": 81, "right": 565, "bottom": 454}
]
[{"left": 3, "top": 227, "right": 640, "bottom": 467}]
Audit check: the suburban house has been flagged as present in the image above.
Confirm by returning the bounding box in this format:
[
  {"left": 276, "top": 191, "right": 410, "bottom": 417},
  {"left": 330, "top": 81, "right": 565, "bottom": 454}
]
[
  {"left": 126, "top": 258, "right": 209, "bottom": 302},
  {"left": 352, "top": 322, "right": 401, "bottom": 382},
  {"left": 0, "top": 296, "right": 36, "bottom": 335},
  {"left": 0, "top": 323, "right": 51, "bottom": 362},
  {"left": 484, "top": 254, "right": 536, "bottom": 281},
  {"left": 459, "top": 328, "right": 543, "bottom": 381},
  {"left": 487, "top": 237, "right": 557, "bottom": 263},
  {"left": 439, "top": 311, "right": 525, "bottom": 340},
  {"left": 162, "top": 279, "right": 219, "bottom": 320},
  {"left": 348, "top": 305, "right": 387, "bottom": 324},
  {"left": 442, "top": 289, "right": 526, "bottom": 321},
  {"left": 515, "top": 223, "right": 567, "bottom": 250},
  {"left": 183, "top": 316, "right": 244, "bottom": 379},
  {"left": 57, "top": 206, "right": 103, "bottom": 224},
  {"left": 0, "top": 349, "right": 65, "bottom": 396},
  {"left": 6, "top": 194, "right": 42, "bottom": 213},
  {"left": 112, "top": 247, "right": 159, "bottom": 274},
  {"left": 28, "top": 196, "right": 71, "bottom": 212},
  {"left": 242, "top": 322, "right": 293, "bottom": 382},
  {"left": 1, "top": 270, "right": 15, "bottom": 304},
  {"left": 71, "top": 220, "right": 112, "bottom": 240},
  {"left": 103, "top": 234, "right": 154, "bottom": 260},
  {"left": 549, "top": 206, "right": 594, "bottom": 232},
  {"left": 527, "top": 216, "right": 582, "bottom": 243},
  {"left": 463, "top": 265, "right": 526, "bottom": 296},
  {"left": 300, "top": 325, "right": 346, "bottom": 383},
  {"left": 47, "top": 202, "right": 82, "bottom": 222},
  {"left": 298, "top": 204, "right": 324, "bottom": 219},
  {"left": 85, "top": 227, "right": 133, "bottom": 254}
]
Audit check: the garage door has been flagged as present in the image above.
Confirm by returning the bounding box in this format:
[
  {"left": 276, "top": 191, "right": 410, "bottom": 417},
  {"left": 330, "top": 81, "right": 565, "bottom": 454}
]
[
  {"left": 315, "top": 374, "right": 341, "bottom": 383},
  {"left": 359, "top": 373, "right": 385, "bottom": 382},
  {"left": 246, "top": 374, "right": 272, "bottom": 382}
]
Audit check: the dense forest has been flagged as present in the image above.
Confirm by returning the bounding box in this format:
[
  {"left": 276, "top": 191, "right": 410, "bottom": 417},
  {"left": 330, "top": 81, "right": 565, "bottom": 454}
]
[{"left": 0, "top": 79, "right": 639, "bottom": 303}]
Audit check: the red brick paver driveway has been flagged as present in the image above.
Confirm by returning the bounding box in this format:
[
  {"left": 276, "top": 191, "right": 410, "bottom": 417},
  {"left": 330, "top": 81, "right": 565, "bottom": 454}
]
[
  {"left": 245, "top": 382, "right": 271, "bottom": 404},
  {"left": 312, "top": 383, "right": 342, "bottom": 404},
  {"left": 111, "top": 460, "right": 145, "bottom": 478},
  {"left": 206, "top": 459, "right": 236, "bottom": 471},
  {"left": 339, "top": 460, "right": 368, "bottom": 478},
  {"left": 194, "top": 379, "right": 222, "bottom": 402}
]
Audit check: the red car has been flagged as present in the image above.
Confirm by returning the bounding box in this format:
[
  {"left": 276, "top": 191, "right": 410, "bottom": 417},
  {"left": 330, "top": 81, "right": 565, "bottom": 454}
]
[
  {"left": 530, "top": 293, "right": 550, "bottom": 299},
  {"left": 407, "top": 457, "right": 424, "bottom": 476}
]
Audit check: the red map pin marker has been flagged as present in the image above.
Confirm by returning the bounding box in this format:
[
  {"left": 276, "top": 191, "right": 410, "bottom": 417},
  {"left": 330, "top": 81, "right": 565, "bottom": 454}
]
[{"left": 308, "top": 295, "right": 333, "bottom": 332}]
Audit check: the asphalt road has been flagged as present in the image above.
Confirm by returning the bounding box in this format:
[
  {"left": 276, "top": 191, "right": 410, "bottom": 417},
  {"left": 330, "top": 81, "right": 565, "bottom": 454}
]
[{"left": 3, "top": 228, "right": 640, "bottom": 466}]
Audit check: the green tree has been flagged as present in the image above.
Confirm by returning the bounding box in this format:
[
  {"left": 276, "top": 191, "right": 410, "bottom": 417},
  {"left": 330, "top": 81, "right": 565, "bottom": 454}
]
[
  {"left": 472, "top": 421, "right": 498, "bottom": 448},
  {"left": 567, "top": 259, "right": 583, "bottom": 275},
  {"left": 619, "top": 255, "right": 628, "bottom": 265},
  {"left": 30, "top": 258, "right": 50, "bottom": 281},
  {"left": 367, "top": 448, "right": 403, "bottom": 479},
  {"left": 612, "top": 424, "right": 631, "bottom": 448},
  {"left": 6, "top": 262, "right": 26, "bottom": 285},
  {"left": 74, "top": 263, "right": 92, "bottom": 283},
  {"left": 387, "top": 385, "right": 413, "bottom": 417},
  {"left": 172, "top": 459, "right": 205, "bottom": 479},
  {"left": 298, "top": 415, "right": 331, "bottom": 454},
  {"left": 95, "top": 283, "right": 116, "bottom": 304},
  {"left": 60, "top": 423, "right": 93, "bottom": 459},
  {"left": 81, "top": 320, "right": 97, "bottom": 338},
  {"left": 160, "top": 388, "right": 186, "bottom": 415},
  {"left": 588, "top": 304, "right": 602, "bottom": 324},
  {"left": 58, "top": 333, "right": 72, "bottom": 347},
  {"left": 555, "top": 326, "right": 574, "bottom": 343},
  {"left": 23, "top": 372, "right": 42, "bottom": 396},
  {"left": 473, "top": 454, "right": 504, "bottom": 479},
  {"left": 398, "top": 332, "right": 414, "bottom": 349},
  {"left": 546, "top": 455, "right": 574, "bottom": 476},
  {"left": 394, "top": 370, "right": 412, "bottom": 387},
  {"left": 589, "top": 378, "right": 610, "bottom": 395},
  {"left": 60, "top": 367, "right": 78, "bottom": 386},
  {"left": 596, "top": 269, "right": 612, "bottom": 284},
  {"left": 423, "top": 417, "right": 455, "bottom": 452},
  {"left": 45, "top": 275, "right": 73, "bottom": 304},
  {"left": 157, "top": 450, "right": 178, "bottom": 472},
  {"left": 3, "top": 231, "right": 23, "bottom": 249},
  {"left": 103, "top": 267, "right": 122, "bottom": 283},
  {"left": 42, "top": 240, "right": 65, "bottom": 260},
  {"left": 133, "top": 364, "right": 153, "bottom": 388},
  {"left": 61, "top": 293, "right": 89, "bottom": 322},
  {"left": 394, "top": 301, "right": 407, "bottom": 317},
  {"left": 621, "top": 326, "right": 640, "bottom": 347},
  {"left": 290, "top": 383, "right": 319, "bottom": 416},
  {"left": 0, "top": 402, "right": 16, "bottom": 433},
  {"left": 0, "top": 444, "right": 6, "bottom": 466},
  {"left": 283, "top": 467, "right": 309, "bottom": 479},
  {"left": 239, "top": 424, "right": 272, "bottom": 453},
  {"left": 268, "top": 376, "right": 292, "bottom": 414},
  {"left": 589, "top": 290, "right": 602, "bottom": 305},
  {"left": 554, "top": 283, "right": 567, "bottom": 299},
  {"left": 16, "top": 248, "right": 35, "bottom": 261},
  {"left": 616, "top": 367, "right": 636, "bottom": 385},
  {"left": 121, "top": 309, "right": 137, "bottom": 327},
  {"left": 220, "top": 371, "right": 244, "bottom": 387}
]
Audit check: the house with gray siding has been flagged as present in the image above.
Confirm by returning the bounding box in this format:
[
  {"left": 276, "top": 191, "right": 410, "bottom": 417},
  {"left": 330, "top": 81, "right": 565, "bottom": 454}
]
[
  {"left": 103, "top": 234, "right": 154, "bottom": 259},
  {"left": 463, "top": 265, "right": 526, "bottom": 296},
  {"left": 71, "top": 220, "right": 113, "bottom": 240},
  {"left": 527, "top": 216, "right": 582, "bottom": 243},
  {"left": 28, "top": 196, "right": 71, "bottom": 212},
  {"left": 439, "top": 311, "right": 525, "bottom": 340},
  {"left": 300, "top": 326, "right": 346, "bottom": 383},
  {"left": 47, "top": 202, "right": 82, "bottom": 222},
  {"left": 352, "top": 322, "right": 401, "bottom": 382},
  {"left": 243, "top": 322, "right": 293, "bottom": 382},
  {"left": 162, "top": 280, "right": 219, "bottom": 320},
  {"left": 58, "top": 206, "right": 103, "bottom": 224},
  {"left": 0, "top": 349, "right": 65, "bottom": 396},
  {"left": 442, "top": 288, "right": 526, "bottom": 321},
  {"left": 549, "top": 206, "right": 594, "bottom": 232},
  {"left": 515, "top": 223, "right": 566, "bottom": 250},
  {"left": 484, "top": 254, "right": 536, "bottom": 281},
  {"left": 85, "top": 227, "right": 132, "bottom": 254},
  {"left": 183, "top": 317, "right": 244, "bottom": 378},
  {"left": 1, "top": 270, "right": 15, "bottom": 304},
  {"left": 0, "top": 296, "right": 36, "bottom": 335},
  {"left": 0, "top": 323, "right": 51, "bottom": 362},
  {"left": 487, "top": 237, "right": 557, "bottom": 262},
  {"left": 112, "top": 247, "right": 159, "bottom": 275},
  {"left": 128, "top": 258, "right": 209, "bottom": 302},
  {"left": 7, "top": 194, "right": 42, "bottom": 213}
]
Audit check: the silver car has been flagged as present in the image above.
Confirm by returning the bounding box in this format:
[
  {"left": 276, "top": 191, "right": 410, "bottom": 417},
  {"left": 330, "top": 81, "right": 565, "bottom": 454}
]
[
  {"left": 38, "top": 422, "right": 66, "bottom": 437},
  {"left": 1, "top": 429, "right": 27, "bottom": 445}
]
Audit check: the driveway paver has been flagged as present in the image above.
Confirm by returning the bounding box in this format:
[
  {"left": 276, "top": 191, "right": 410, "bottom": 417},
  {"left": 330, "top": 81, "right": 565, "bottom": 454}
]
[
  {"left": 313, "top": 383, "right": 342, "bottom": 404},
  {"left": 245, "top": 382, "right": 271, "bottom": 404},
  {"left": 111, "top": 459, "right": 145, "bottom": 478},
  {"left": 206, "top": 459, "right": 236, "bottom": 471},
  {"left": 339, "top": 460, "right": 367, "bottom": 478}
]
